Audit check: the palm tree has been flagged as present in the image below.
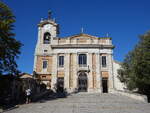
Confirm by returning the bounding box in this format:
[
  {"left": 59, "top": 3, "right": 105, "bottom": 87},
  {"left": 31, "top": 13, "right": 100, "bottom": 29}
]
[{"left": 0, "top": 1, "right": 22, "bottom": 75}]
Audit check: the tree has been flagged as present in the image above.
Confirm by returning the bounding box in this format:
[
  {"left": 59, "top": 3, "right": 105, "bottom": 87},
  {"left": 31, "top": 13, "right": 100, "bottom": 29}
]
[
  {"left": 0, "top": 1, "right": 22, "bottom": 75},
  {"left": 118, "top": 31, "right": 150, "bottom": 95}
]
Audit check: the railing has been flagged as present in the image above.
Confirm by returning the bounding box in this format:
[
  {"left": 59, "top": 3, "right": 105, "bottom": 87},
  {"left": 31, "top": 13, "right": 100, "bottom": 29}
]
[
  {"left": 79, "top": 64, "right": 87, "bottom": 67},
  {"left": 78, "top": 65, "right": 90, "bottom": 73}
]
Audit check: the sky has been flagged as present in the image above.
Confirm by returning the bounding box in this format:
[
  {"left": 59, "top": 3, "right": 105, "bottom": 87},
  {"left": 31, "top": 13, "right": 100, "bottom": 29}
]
[{"left": 4, "top": 0, "right": 150, "bottom": 74}]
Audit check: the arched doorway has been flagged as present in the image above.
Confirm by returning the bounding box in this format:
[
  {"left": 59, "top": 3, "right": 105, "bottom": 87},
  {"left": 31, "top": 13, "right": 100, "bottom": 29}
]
[{"left": 78, "top": 72, "right": 88, "bottom": 92}]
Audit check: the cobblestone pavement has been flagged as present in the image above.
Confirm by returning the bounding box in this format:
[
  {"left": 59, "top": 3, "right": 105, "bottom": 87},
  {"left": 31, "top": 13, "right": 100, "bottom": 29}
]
[{"left": 5, "top": 93, "right": 150, "bottom": 113}]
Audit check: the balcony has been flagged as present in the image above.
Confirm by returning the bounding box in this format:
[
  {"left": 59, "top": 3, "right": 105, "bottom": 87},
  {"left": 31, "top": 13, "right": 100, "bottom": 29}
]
[
  {"left": 78, "top": 65, "right": 90, "bottom": 73},
  {"left": 79, "top": 64, "right": 87, "bottom": 67}
]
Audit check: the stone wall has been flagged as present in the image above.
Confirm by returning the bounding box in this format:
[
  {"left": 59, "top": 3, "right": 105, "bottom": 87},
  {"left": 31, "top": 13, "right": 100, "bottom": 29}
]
[
  {"left": 113, "top": 61, "right": 125, "bottom": 91},
  {"left": 112, "top": 90, "right": 148, "bottom": 103},
  {"left": 0, "top": 75, "right": 44, "bottom": 109}
]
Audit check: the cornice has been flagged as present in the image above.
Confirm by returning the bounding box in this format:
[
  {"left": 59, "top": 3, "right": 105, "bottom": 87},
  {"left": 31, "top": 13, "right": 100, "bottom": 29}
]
[
  {"left": 51, "top": 44, "right": 115, "bottom": 49},
  {"left": 38, "top": 20, "right": 58, "bottom": 27}
]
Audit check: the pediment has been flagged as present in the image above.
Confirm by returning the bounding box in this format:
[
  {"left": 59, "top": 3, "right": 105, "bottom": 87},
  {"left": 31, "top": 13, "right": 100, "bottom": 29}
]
[{"left": 67, "top": 33, "right": 99, "bottom": 40}]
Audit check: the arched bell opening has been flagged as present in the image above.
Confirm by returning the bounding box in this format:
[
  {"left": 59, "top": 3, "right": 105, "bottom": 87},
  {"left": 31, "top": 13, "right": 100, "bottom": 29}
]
[{"left": 43, "top": 32, "right": 51, "bottom": 44}]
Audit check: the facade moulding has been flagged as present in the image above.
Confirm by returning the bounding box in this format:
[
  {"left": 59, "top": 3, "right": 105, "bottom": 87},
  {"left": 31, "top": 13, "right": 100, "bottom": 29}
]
[
  {"left": 38, "top": 20, "right": 58, "bottom": 27},
  {"left": 35, "top": 54, "right": 53, "bottom": 56},
  {"left": 51, "top": 44, "right": 114, "bottom": 49},
  {"left": 36, "top": 72, "right": 52, "bottom": 74}
]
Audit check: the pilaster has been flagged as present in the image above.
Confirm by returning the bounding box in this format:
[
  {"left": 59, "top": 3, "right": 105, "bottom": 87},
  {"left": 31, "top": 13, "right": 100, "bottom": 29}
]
[
  {"left": 51, "top": 54, "right": 57, "bottom": 91},
  {"left": 88, "top": 53, "right": 93, "bottom": 92},
  {"left": 96, "top": 53, "right": 101, "bottom": 92},
  {"left": 37, "top": 27, "right": 42, "bottom": 45},
  {"left": 64, "top": 53, "right": 70, "bottom": 91},
  {"left": 108, "top": 53, "right": 114, "bottom": 92},
  {"left": 73, "top": 53, "right": 78, "bottom": 91},
  {"left": 33, "top": 55, "right": 37, "bottom": 72}
]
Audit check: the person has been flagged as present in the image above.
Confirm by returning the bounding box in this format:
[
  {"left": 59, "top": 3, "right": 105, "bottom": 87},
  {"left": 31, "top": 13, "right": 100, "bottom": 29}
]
[{"left": 25, "top": 88, "right": 31, "bottom": 104}]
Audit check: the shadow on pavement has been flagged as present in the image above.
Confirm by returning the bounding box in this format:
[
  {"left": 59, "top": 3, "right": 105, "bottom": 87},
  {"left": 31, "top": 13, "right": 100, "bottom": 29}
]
[
  {"left": 31, "top": 89, "right": 69, "bottom": 103},
  {"left": 0, "top": 89, "right": 69, "bottom": 112}
]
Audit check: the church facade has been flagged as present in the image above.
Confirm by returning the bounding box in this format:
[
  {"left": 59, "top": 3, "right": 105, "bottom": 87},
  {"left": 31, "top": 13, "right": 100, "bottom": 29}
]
[{"left": 33, "top": 13, "right": 124, "bottom": 93}]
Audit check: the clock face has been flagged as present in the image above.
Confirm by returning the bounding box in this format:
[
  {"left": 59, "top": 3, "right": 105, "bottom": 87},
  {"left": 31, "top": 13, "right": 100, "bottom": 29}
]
[{"left": 44, "top": 24, "right": 52, "bottom": 30}]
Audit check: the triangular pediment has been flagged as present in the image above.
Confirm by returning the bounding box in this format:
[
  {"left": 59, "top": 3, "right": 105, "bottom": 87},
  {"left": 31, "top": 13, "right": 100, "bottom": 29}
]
[{"left": 67, "top": 33, "right": 99, "bottom": 40}]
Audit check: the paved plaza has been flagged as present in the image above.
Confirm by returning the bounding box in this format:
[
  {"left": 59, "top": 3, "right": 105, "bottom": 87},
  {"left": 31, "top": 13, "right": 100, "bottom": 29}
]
[{"left": 5, "top": 93, "right": 150, "bottom": 113}]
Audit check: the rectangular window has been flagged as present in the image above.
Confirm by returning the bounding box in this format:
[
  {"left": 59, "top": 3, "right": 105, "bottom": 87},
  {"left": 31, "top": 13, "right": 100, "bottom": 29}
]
[
  {"left": 43, "top": 61, "right": 48, "bottom": 69},
  {"left": 59, "top": 56, "right": 64, "bottom": 67},
  {"left": 78, "top": 54, "right": 87, "bottom": 67},
  {"left": 44, "top": 50, "right": 48, "bottom": 52},
  {"left": 102, "top": 56, "right": 107, "bottom": 67}
]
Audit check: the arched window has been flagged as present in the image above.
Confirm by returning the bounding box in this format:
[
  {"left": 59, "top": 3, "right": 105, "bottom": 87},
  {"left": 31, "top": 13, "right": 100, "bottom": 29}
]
[{"left": 43, "top": 32, "right": 51, "bottom": 44}]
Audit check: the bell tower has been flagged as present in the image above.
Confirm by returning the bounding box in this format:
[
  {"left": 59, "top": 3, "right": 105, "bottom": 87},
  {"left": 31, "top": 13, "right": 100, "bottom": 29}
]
[
  {"left": 37, "top": 10, "right": 59, "bottom": 45},
  {"left": 33, "top": 11, "right": 59, "bottom": 77}
]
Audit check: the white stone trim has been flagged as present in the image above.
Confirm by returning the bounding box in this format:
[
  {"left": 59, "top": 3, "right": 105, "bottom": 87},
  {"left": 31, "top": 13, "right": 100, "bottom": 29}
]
[
  {"left": 33, "top": 55, "right": 37, "bottom": 72},
  {"left": 52, "top": 48, "right": 112, "bottom": 54}
]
